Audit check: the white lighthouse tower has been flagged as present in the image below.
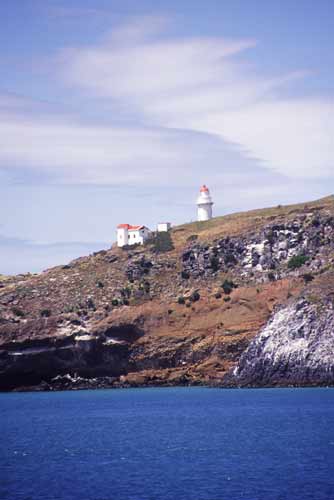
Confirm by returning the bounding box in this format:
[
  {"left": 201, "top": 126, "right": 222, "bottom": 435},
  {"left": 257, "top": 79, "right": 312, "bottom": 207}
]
[{"left": 197, "top": 185, "right": 213, "bottom": 221}]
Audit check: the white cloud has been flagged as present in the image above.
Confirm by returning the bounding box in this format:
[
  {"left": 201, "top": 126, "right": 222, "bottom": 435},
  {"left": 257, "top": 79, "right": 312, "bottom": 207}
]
[
  {"left": 0, "top": 98, "right": 271, "bottom": 187},
  {"left": 55, "top": 16, "right": 334, "bottom": 180},
  {"left": 190, "top": 99, "right": 334, "bottom": 179},
  {"left": 57, "top": 20, "right": 258, "bottom": 117},
  {"left": 1, "top": 16, "right": 333, "bottom": 190},
  {"left": 60, "top": 37, "right": 256, "bottom": 99}
]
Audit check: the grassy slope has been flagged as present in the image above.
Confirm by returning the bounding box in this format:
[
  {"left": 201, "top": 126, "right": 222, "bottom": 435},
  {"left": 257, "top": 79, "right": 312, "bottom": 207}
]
[{"left": 171, "top": 195, "right": 334, "bottom": 248}]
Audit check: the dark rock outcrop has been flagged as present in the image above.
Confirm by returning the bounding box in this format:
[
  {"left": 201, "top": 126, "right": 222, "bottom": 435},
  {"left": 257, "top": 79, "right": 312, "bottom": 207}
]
[
  {"left": 181, "top": 212, "right": 334, "bottom": 281},
  {"left": 0, "top": 324, "right": 144, "bottom": 390}
]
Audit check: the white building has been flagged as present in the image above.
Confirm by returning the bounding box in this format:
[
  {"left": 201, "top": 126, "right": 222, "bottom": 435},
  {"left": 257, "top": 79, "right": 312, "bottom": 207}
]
[
  {"left": 197, "top": 185, "right": 213, "bottom": 221},
  {"left": 157, "top": 222, "right": 171, "bottom": 232},
  {"left": 117, "top": 224, "right": 151, "bottom": 247}
]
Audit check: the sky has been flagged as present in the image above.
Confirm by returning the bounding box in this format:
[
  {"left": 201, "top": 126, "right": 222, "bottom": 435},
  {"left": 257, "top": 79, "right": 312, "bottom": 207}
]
[{"left": 0, "top": 0, "right": 333, "bottom": 274}]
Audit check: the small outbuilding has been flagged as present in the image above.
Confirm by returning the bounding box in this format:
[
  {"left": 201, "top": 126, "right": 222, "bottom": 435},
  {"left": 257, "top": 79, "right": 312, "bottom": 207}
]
[{"left": 157, "top": 222, "right": 171, "bottom": 232}]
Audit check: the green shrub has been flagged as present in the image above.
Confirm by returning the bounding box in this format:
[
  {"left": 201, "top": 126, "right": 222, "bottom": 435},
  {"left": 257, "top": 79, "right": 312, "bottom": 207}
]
[
  {"left": 77, "top": 309, "right": 88, "bottom": 317},
  {"left": 96, "top": 280, "right": 104, "bottom": 288},
  {"left": 215, "top": 292, "right": 222, "bottom": 299},
  {"left": 311, "top": 217, "right": 320, "bottom": 227},
  {"left": 40, "top": 309, "right": 51, "bottom": 318},
  {"left": 221, "top": 279, "right": 236, "bottom": 295},
  {"left": 177, "top": 296, "right": 185, "bottom": 305},
  {"left": 210, "top": 255, "right": 220, "bottom": 272},
  {"left": 181, "top": 270, "right": 190, "bottom": 279},
  {"left": 111, "top": 298, "right": 119, "bottom": 306},
  {"left": 121, "top": 286, "right": 131, "bottom": 298},
  {"left": 86, "top": 298, "right": 95, "bottom": 310},
  {"left": 187, "top": 234, "right": 198, "bottom": 242},
  {"left": 138, "top": 281, "right": 150, "bottom": 293},
  {"left": 288, "top": 254, "right": 309, "bottom": 269},
  {"left": 224, "top": 253, "right": 237, "bottom": 266},
  {"left": 224, "top": 296, "right": 231, "bottom": 302},
  {"left": 63, "top": 305, "right": 74, "bottom": 313},
  {"left": 12, "top": 307, "right": 25, "bottom": 317},
  {"left": 139, "top": 259, "right": 153, "bottom": 270},
  {"left": 266, "top": 230, "right": 275, "bottom": 245},
  {"left": 70, "top": 318, "right": 81, "bottom": 326},
  {"left": 147, "top": 232, "right": 174, "bottom": 253},
  {"left": 302, "top": 273, "right": 314, "bottom": 283},
  {"left": 189, "top": 291, "right": 200, "bottom": 302}
]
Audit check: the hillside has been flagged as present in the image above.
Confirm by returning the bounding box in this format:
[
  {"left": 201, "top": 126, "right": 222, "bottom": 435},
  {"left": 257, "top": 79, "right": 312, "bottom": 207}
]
[{"left": 0, "top": 195, "right": 333, "bottom": 391}]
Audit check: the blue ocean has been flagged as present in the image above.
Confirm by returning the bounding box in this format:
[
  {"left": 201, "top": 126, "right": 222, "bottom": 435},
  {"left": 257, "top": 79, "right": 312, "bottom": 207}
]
[{"left": 1, "top": 387, "right": 334, "bottom": 500}]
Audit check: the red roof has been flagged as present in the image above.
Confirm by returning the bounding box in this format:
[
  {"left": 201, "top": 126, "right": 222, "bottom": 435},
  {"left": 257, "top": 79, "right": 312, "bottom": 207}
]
[
  {"left": 200, "top": 184, "right": 209, "bottom": 192},
  {"left": 117, "top": 224, "right": 145, "bottom": 231}
]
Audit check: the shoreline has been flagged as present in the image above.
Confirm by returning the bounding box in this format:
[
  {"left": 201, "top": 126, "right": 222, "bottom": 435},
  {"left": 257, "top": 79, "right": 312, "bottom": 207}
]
[{"left": 2, "top": 377, "right": 334, "bottom": 393}]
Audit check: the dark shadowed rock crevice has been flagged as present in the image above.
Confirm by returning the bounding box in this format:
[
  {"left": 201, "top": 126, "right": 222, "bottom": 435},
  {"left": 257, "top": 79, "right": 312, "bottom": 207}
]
[{"left": 0, "top": 330, "right": 137, "bottom": 391}]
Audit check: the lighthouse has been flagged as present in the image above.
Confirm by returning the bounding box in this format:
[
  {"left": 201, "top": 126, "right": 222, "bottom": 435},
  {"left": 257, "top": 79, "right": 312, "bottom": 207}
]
[{"left": 197, "top": 185, "right": 213, "bottom": 221}]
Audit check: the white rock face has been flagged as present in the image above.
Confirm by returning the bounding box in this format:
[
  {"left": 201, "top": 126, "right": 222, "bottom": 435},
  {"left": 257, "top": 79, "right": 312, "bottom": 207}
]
[{"left": 233, "top": 299, "right": 334, "bottom": 386}]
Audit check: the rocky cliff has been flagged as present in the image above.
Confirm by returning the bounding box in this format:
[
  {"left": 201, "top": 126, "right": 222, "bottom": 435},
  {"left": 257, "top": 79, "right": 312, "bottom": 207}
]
[
  {"left": 230, "top": 294, "right": 334, "bottom": 387},
  {"left": 0, "top": 196, "right": 333, "bottom": 390}
]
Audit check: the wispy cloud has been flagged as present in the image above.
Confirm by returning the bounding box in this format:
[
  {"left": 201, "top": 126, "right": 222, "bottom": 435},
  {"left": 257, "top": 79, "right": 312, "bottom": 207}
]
[
  {"left": 194, "top": 98, "right": 334, "bottom": 179},
  {"left": 1, "top": 16, "right": 333, "bottom": 190},
  {"left": 58, "top": 25, "right": 256, "bottom": 100},
  {"left": 55, "top": 16, "right": 333, "bottom": 180},
  {"left": 0, "top": 91, "right": 274, "bottom": 188}
]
